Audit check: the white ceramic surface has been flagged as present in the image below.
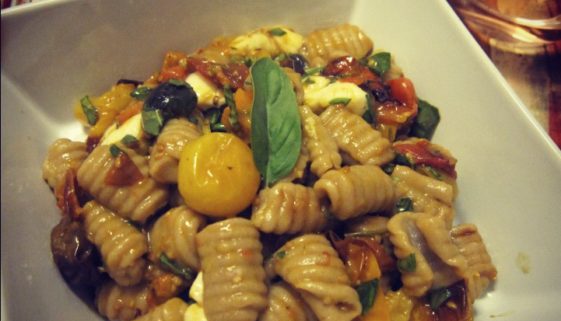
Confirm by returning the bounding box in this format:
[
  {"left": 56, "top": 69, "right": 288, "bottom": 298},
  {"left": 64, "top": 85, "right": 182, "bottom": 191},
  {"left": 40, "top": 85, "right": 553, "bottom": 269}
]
[{"left": 2, "top": 0, "right": 561, "bottom": 320}]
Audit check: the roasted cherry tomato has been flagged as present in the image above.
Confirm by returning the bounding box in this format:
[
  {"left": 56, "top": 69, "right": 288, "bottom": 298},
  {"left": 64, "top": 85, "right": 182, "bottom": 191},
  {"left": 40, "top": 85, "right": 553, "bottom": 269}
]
[{"left": 375, "top": 77, "right": 418, "bottom": 125}]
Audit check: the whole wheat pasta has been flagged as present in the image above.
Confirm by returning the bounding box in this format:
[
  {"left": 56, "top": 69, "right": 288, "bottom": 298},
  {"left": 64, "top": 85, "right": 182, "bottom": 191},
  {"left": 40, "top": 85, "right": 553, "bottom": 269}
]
[
  {"left": 77, "top": 145, "right": 169, "bottom": 223},
  {"left": 149, "top": 118, "right": 202, "bottom": 183},
  {"left": 83, "top": 201, "right": 148, "bottom": 286},
  {"left": 259, "top": 282, "right": 318, "bottom": 321},
  {"left": 299, "top": 105, "right": 341, "bottom": 177},
  {"left": 319, "top": 105, "right": 394, "bottom": 166},
  {"left": 196, "top": 218, "right": 268, "bottom": 321},
  {"left": 251, "top": 182, "right": 327, "bottom": 234},
  {"left": 132, "top": 298, "right": 188, "bottom": 321},
  {"left": 149, "top": 205, "right": 206, "bottom": 270},
  {"left": 42, "top": 138, "right": 88, "bottom": 190},
  {"left": 300, "top": 23, "right": 373, "bottom": 67},
  {"left": 272, "top": 234, "right": 361, "bottom": 321},
  {"left": 96, "top": 281, "right": 153, "bottom": 321},
  {"left": 314, "top": 165, "right": 395, "bottom": 220}
]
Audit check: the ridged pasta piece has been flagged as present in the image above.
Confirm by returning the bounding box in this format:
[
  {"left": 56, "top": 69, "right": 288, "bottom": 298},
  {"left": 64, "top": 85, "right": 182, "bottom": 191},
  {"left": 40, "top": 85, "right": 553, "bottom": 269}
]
[
  {"left": 251, "top": 182, "right": 327, "bottom": 234},
  {"left": 149, "top": 205, "right": 206, "bottom": 270},
  {"left": 259, "top": 282, "right": 318, "bottom": 321},
  {"left": 319, "top": 105, "right": 394, "bottom": 166},
  {"left": 149, "top": 118, "right": 201, "bottom": 183},
  {"left": 283, "top": 67, "right": 305, "bottom": 106},
  {"left": 42, "top": 138, "right": 88, "bottom": 189},
  {"left": 196, "top": 218, "right": 268, "bottom": 321},
  {"left": 300, "top": 105, "right": 341, "bottom": 176},
  {"left": 387, "top": 212, "right": 434, "bottom": 297},
  {"left": 273, "top": 234, "right": 361, "bottom": 321},
  {"left": 96, "top": 281, "right": 153, "bottom": 321},
  {"left": 132, "top": 298, "right": 188, "bottom": 321},
  {"left": 300, "top": 24, "right": 373, "bottom": 67},
  {"left": 451, "top": 224, "right": 497, "bottom": 302},
  {"left": 391, "top": 165, "right": 455, "bottom": 226},
  {"left": 77, "top": 145, "right": 169, "bottom": 223},
  {"left": 314, "top": 165, "right": 395, "bottom": 220},
  {"left": 83, "top": 201, "right": 148, "bottom": 286}
]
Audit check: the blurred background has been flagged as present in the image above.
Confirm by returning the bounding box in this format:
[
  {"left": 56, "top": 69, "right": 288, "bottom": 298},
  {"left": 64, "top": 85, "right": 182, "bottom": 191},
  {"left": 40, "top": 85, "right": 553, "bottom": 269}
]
[{"left": 3, "top": 0, "right": 560, "bottom": 148}]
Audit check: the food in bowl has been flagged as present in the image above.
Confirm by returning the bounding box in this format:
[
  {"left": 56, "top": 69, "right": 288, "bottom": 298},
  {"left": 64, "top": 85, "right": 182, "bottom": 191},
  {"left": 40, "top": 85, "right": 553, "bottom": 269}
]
[{"left": 42, "top": 23, "right": 497, "bottom": 321}]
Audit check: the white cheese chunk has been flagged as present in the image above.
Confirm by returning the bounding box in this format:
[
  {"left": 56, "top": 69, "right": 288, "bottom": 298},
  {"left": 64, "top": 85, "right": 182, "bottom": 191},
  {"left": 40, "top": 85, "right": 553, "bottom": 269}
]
[
  {"left": 186, "top": 72, "right": 225, "bottom": 110},
  {"left": 230, "top": 31, "right": 280, "bottom": 57},
  {"left": 189, "top": 271, "right": 204, "bottom": 304},
  {"left": 184, "top": 303, "right": 207, "bottom": 321},
  {"left": 100, "top": 113, "right": 143, "bottom": 146},
  {"left": 271, "top": 27, "right": 304, "bottom": 54},
  {"left": 303, "top": 76, "right": 368, "bottom": 115}
]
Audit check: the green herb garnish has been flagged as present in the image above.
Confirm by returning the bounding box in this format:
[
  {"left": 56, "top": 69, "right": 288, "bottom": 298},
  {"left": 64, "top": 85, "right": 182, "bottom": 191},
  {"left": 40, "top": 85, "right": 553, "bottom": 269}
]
[
  {"left": 395, "top": 197, "right": 413, "bottom": 212},
  {"left": 80, "top": 96, "right": 98, "bottom": 126},
  {"left": 355, "top": 279, "right": 379, "bottom": 315},
  {"left": 362, "top": 94, "right": 375, "bottom": 124},
  {"left": 410, "top": 99, "right": 440, "bottom": 140},
  {"left": 168, "top": 78, "right": 188, "bottom": 87},
  {"left": 397, "top": 253, "right": 417, "bottom": 272},
  {"left": 275, "top": 250, "right": 286, "bottom": 259},
  {"left": 206, "top": 108, "right": 227, "bottom": 132},
  {"left": 329, "top": 97, "right": 351, "bottom": 106},
  {"left": 303, "top": 66, "right": 324, "bottom": 76},
  {"left": 426, "top": 166, "right": 443, "bottom": 180},
  {"left": 130, "top": 86, "right": 152, "bottom": 100},
  {"left": 224, "top": 85, "right": 240, "bottom": 131},
  {"left": 121, "top": 135, "right": 139, "bottom": 148},
  {"left": 394, "top": 153, "right": 412, "bottom": 167},
  {"left": 366, "top": 52, "right": 391, "bottom": 76},
  {"left": 268, "top": 27, "right": 286, "bottom": 36},
  {"left": 109, "top": 144, "right": 122, "bottom": 157},
  {"left": 141, "top": 109, "right": 164, "bottom": 136},
  {"left": 159, "top": 253, "right": 195, "bottom": 281},
  {"left": 250, "top": 57, "right": 302, "bottom": 187},
  {"left": 381, "top": 163, "right": 396, "bottom": 175},
  {"left": 429, "top": 288, "right": 452, "bottom": 310}
]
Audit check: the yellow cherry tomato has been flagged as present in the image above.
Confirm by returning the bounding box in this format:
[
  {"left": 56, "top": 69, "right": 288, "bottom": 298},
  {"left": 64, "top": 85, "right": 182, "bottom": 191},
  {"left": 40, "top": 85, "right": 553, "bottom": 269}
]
[{"left": 178, "top": 132, "right": 260, "bottom": 217}]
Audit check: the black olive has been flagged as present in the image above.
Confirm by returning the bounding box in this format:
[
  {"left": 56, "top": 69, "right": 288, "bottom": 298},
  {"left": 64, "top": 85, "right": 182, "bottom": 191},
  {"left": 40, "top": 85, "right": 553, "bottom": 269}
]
[
  {"left": 371, "top": 85, "right": 391, "bottom": 102},
  {"left": 51, "top": 217, "right": 102, "bottom": 288},
  {"left": 144, "top": 81, "right": 197, "bottom": 120},
  {"left": 280, "top": 54, "right": 308, "bottom": 75}
]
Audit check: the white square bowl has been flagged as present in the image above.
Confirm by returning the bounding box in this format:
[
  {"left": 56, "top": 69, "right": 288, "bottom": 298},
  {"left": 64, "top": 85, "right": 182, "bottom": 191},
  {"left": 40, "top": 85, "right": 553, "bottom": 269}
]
[{"left": 2, "top": 0, "right": 561, "bottom": 320}]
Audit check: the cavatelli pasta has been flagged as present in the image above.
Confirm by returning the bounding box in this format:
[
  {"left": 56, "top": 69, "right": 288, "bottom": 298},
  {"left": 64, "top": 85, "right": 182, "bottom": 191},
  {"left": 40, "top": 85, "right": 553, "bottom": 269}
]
[
  {"left": 149, "top": 118, "right": 201, "bottom": 183},
  {"left": 132, "top": 298, "right": 188, "bottom": 321},
  {"left": 259, "top": 282, "right": 318, "bottom": 321},
  {"left": 83, "top": 201, "right": 148, "bottom": 286},
  {"left": 299, "top": 105, "right": 341, "bottom": 177},
  {"left": 96, "top": 281, "right": 153, "bottom": 321},
  {"left": 77, "top": 145, "right": 169, "bottom": 223},
  {"left": 272, "top": 234, "right": 361, "bottom": 321},
  {"left": 196, "top": 218, "right": 268, "bottom": 321},
  {"left": 42, "top": 138, "right": 88, "bottom": 189},
  {"left": 251, "top": 182, "right": 327, "bottom": 234},
  {"left": 149, "top": 205, "right": 206, "bottom": 270},
  {"left": 314, "top": 165, "right": 395, "bottom": 220},
  {"left": 300, "top": 23, "right": 373, "bottom": 67},
  {"left": 319, "top": 105, "right": 394, "bottom": 166},
  {"left": 391, "top": 165, "right": 455, "bottom": 226}
]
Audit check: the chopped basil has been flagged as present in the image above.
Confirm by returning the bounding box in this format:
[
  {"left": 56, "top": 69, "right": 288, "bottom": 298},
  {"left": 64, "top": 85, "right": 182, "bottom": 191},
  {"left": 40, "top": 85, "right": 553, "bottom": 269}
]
[
  {"left": 141, "top": 109, "right": 164, "bottom": 136},
  {"left": 121, "top": 135, "right": 139, "bottom": 148},
  {"left": 426, "top": 166, "right": 443, "bottom": 180},
  {"left": 303, "top": 66, "right": 324, "bottom": 76},
  {"left": 410, "top": 99, "right": 440, "bottom": 140},
  {"left": 397, "top": 253, "right": 417, "bottom": 272},
  {"left": 80, "top": 96, "right": 98, "bottom": 126},
  {"left": 381, "top": 163, "right": 396, "bottom": 175},
  {"left": 366, "top": 52, "right": 391, "bottom": 76},
  {"left": 109, "top": 144, "right": 122, "bottom": 157},
  {"left": 130, "top": 86, "right": 152, "bottom": 100},
  {"left": 159, "top": 253, "right": 195, "bottom": 281},
  {"left": 429, "top": 288, "right": 452, "bottom": 310},
  {"left": 329, "top": 97, "right": 351, "bottom": 106},
  {"left": 268, "top": 27, "right": 287, "bottom": 36},
  {"left": 395, "top": 197, "right": 413, "bottom": 212},
  {"left": 274, "top": 53, "right": 287, "bottom": 63},
  {"left": 355, "top": 279, "right": 379, "bottom": 315},
  {"left": 394, "top": 153, "right": 412, "bottom": 167},
  {"left": 274, "top": 250, "right": 286, "bottom": 259},
  {"left": 362, "top": 94, "right": 375, "bottom": 124},
  {"left": 206, "top": 108, "right": 227, "bottom": 132},
  {"left": 168, "top": 78, "right": 188, "bottom": 87},
  {"left": 223, "top": 85, "right": 240, "bottom": 131}
]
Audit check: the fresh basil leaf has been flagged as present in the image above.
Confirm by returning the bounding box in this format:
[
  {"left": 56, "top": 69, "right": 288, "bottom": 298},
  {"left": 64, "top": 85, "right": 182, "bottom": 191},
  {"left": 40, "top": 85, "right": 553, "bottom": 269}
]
[
  {"left": 410, "top": 99, "right": 440, "bottom": 140},
  {"left": 366, "top": 52, "right": 391, "bottom": 76},
  {"left": 268, "top": 27, "right": 286, "bottom": 36},
  {"left": 329, "top": 97, "right": 351, "bottom": 106},
  {"left": 362, "top": 94, "right": 376, "bottom": 124},
  {"left": 109, "top": 144, "right": 122, "bottom": 157},
  {"left": 250, "top": 57, "right": 302, "bottom": 187},
  {"left": 397, "top": 253, "right": 417, "bottom": 272},
  {"left": 355, "top": 279, "right": 379, "bottom": 315},
  {"left": 80, "top": 96, "right": 98, "bottom": 126},
  {"left": 142, "top": 109, "right": 164, "bottom": 136},
  {"left": 159, "top": 253, "right": 195, "bottom": 281},
  {"left": 130, "top": 86, "right": 152, "bottom": 100},
  {"left": 303, "top": 66, "right": 324, "bottom": 76},
  {"left": 121, "top": 135, "right": 139, "bottom": 148},
  {"left": 224, "top": 85, "right": 240, "bottom": 131},
  {"left": 429, "top": 288, "right": 452, "bottom": 310},
  {"left": 395, "top": 197, "right": 413, "bottom": 212}
]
